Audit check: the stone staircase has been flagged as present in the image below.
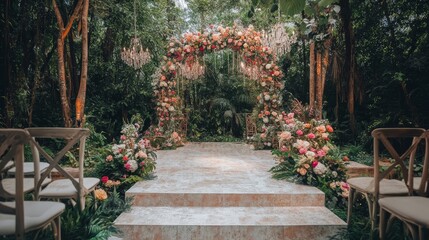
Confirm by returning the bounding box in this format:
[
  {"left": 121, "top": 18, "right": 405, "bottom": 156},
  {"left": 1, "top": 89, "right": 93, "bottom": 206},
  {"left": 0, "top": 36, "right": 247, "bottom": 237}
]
[{"left": 114, "top": 142, "right": 346, "bottom": 240}]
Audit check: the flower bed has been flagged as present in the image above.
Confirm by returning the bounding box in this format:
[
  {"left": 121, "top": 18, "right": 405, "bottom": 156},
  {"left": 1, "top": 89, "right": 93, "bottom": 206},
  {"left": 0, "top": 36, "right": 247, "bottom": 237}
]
[{"left": 270, "top": 112, "right": 349, "bottom": 207}]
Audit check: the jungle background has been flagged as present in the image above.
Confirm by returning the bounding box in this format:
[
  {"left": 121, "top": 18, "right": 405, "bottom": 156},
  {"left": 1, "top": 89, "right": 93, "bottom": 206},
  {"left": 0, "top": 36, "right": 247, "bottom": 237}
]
[{"left": 1, "top": 0, "right": 428, "bottom": 149}]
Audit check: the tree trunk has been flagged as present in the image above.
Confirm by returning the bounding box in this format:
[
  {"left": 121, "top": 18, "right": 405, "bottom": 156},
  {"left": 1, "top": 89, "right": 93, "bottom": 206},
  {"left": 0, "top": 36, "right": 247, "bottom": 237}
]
[
  {"left": 340, "top": 0, "right": 358, "bottom": 134},
  {"left": 53, "top": 0, "right": 84, "bottom": 127},
  {"left": 75, "top": 0, "right": 89, "bottom": 127},
  {"left": 309, "top": 41, "right": 316, "bottom": 111},
  {"left": 315, "top": 50, "right": 322, "bottom": 119}
]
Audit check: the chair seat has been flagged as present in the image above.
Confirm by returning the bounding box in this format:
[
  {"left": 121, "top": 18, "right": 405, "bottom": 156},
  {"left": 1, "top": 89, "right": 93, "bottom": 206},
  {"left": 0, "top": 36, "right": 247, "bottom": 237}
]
[
  {"left": 39, "top": 177, "right": 100, "bottom": 198},
  {"left": 7, "top": 162, "right": 50, "bottom": 176},
  {"left": 1, "top": 178, "right": 52, "bottom": 196},
  {"left": 0, "top": 201, "right": 65, "bottom": 235},
  {"left": 347, "top": 177, "right": 409, "bottom": 195},
  {"left": 379, "top": 196, "right": 429, "bottom": 228}
]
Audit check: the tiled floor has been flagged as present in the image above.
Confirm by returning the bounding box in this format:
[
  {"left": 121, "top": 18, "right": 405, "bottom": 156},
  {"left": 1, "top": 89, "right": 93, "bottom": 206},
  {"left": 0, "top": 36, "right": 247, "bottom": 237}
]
[{"left": 114, "top": 142, "right": 346, "bottom": 239}]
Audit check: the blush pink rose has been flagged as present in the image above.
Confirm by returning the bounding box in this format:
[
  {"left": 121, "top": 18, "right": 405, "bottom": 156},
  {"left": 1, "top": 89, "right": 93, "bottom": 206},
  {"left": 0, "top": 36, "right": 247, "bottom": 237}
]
[
  {"left": 296, "top": 130, "right": 303, "bottom": 136},
  {"left": 307, "top": 133, "right": 316, "bottom": 139},
  {"left": 299, "top": 148, "right": 307, "bottom": 154}
]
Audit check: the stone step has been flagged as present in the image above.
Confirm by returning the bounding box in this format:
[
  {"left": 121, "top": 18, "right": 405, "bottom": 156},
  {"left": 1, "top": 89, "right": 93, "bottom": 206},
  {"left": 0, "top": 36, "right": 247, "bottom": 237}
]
[{"left": 114, "top": 206, "right": 346, "bottom": 240}]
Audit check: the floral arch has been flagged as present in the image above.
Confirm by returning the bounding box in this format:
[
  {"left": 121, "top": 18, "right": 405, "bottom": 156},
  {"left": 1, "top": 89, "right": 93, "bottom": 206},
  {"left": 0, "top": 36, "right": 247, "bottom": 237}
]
[{"left": 153, "top": 25, "right": 285, "bottom": 147}]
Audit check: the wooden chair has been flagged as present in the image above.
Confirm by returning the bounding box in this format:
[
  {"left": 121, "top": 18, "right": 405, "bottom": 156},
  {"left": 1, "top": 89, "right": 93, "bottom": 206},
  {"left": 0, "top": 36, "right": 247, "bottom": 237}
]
[
  {"left": 347, "top": 128, "right": 426, "bottom": 231},
  {"left": 245, "top": 113, "right": 256, "bottom": 139},
  {"left": 0, "top": 129, "right": 65, "bottom": 240},
  {"left": 26, "top": 128, "right": 100, "bottom": 210},
  {"left": 379, "top": 130, "right": 429, "bottom": 240}
]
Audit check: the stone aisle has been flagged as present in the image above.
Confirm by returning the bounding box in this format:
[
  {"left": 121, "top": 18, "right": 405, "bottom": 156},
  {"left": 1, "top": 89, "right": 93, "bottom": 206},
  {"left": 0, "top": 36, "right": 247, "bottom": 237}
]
[{"left": 114, "top": 142, "right": 346, "bottom": 240}]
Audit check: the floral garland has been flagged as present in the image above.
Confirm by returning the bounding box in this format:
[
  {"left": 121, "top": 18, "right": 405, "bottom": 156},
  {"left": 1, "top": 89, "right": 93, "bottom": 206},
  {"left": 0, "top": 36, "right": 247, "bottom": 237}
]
[{"left": 152, "top": 25, "right": 285, "bottom": 147}]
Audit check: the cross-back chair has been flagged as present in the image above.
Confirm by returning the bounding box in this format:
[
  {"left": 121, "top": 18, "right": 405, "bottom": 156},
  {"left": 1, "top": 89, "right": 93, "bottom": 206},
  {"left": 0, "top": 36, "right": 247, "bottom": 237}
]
[
  {"left": 347, "top": 128, "right": 426, "bottom": 231},
  {"left": 27, "top": 127, "right": 100, "bottom": 210},
  {"left": 379, "top": 130, "right": 429, "bottom": 240},
  {"left": 0, "top": 129, "right": 65, "bottom": 240}
]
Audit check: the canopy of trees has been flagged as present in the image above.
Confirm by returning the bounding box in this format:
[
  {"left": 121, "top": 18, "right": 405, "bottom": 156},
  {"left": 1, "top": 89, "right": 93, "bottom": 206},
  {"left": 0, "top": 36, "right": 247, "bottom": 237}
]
[{"left": 1, "top": 0, "right": 428, "bottom": 148}]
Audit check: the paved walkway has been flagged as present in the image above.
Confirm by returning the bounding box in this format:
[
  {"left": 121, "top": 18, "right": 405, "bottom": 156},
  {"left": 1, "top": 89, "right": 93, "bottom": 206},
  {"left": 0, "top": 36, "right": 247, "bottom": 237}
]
[{"left": 115, "top": 142, "right": 346, "bottom": 240}]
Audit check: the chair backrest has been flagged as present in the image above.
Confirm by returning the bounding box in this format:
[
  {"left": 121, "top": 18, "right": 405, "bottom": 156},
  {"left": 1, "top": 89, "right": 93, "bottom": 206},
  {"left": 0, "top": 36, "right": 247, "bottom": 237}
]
[
  {"left": 26, "top": 128, "right": 90, "bottom": 200},
  {"left": 245, "top": 114, "right": 256, "bottom": 138},
  {"left": 415, "top": 130, "right": 429, "bottom": 196},
  {"left": 372, "top": 128, "right": 426, "bottom": 197},
  {"left": 0, "top": 129, "right": 31, "bottom": 239}
]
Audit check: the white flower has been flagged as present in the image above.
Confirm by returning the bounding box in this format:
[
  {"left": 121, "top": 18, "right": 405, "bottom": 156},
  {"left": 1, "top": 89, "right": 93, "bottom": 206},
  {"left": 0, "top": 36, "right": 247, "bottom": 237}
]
[
  {"left": 264, "top": 95, "right": 270, "bottom": 101},
  {"left": 314, "top": 163, "right": 327, "bottom": 175},
  {"left": 305, "top": 151, "right": 316, "bottom": 158},
  {"left": 293, "top": 139, "right": 310, "bottom": 149},
  {"left": 261, "top": 82, "right": 266, "bottom": 87},
  {"left": 265, "top": 63, "right": 272, "bottom": 69},
  {"left": 127, "top": 160, "right": 138, "bottom": 172},
  {"left": 168, "top": 106, "right": 175, "bottom": 112},
  {"left": 332, "top": 171, "right": 338, "bottom": 178},
  {"left": 263, "top": 117, "right": 269, "bottom": 123}
]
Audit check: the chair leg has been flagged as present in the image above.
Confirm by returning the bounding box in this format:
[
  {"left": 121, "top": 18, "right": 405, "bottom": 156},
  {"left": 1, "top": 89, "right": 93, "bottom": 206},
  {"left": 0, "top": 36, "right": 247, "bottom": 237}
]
[
  {"left": 347, "top": 187, "right": 355, "bottom": 226},
  {"left": 379, "top": 207, "right": 389, "bottom": 240},
  {"left": 419, "top": 227, "right": 428, "bottom": 240},
  {"left": 53, "top": 216, "right": 61, "bottom": 240}
]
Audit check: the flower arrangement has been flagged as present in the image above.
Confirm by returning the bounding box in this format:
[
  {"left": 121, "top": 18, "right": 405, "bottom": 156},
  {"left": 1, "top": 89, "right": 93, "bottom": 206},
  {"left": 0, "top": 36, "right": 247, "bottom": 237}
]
[
  {"left": 152, "top": 24, "right": 285, "bottom": 147},
  {"left": 270, "top": 111, "right": 349, "bottom": 206},
  {"left": 94, "top": 123, "right": 157, "bottom": 195}
]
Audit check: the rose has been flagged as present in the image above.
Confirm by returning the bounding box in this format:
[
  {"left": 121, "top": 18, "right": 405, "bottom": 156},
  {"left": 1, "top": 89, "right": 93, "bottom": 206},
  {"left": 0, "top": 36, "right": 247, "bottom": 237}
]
[
  {"left": 296, "top": 130, "right": 303, "bottom": 136},
  {"left": 94, "top": 189, "right": 108, "bottom": 201},
  {"left": 101, "top": 176, "right": 109, "bottom": 183},
  {"left": 326, "top": 125, "right": 334, "bottom": 133},
  {"left": 125, "top": 160, "right": 138, "bottom": 172},
  {"left": 297, "top": 168, "right": 307, "bottom": 176},
  {"left": 316, "top": 150, "right": 326, "bottom": 157},
  {"left": 135, "top": 150, "right": 147, "bottom": 159},
  {"left": 106, "top": 155, "right": 113, "bottom": 162},
  {"left": 123, "top": 155, "right": 129, "bottom": 162},
  {"left": 307, "top": 133, "right": 316, "bottom": 139},
  {"left": 299, "top": 148, "right": 307, "bottom": 154},
  {"left": 280, "top": 145, "right": 288, "bottom": 152},
  {"left": 120, "top": 135, "right": 126, "bottom": 141},
  {"left": 313, "top": 162, "right": 327, "bottom": 175},
  {"left": 279, "top": 131, "right": 292, "bottom": 140},
  {"left": 311, "top": 161, "right": 319, "bottom": 168}
]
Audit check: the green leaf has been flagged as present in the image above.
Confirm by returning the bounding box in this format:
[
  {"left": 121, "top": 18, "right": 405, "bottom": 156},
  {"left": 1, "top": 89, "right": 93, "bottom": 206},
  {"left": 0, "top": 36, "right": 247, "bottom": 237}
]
[
  {"left": 279, "top": 0, "right": 306, "bottom": 16},
  {"left": 260, "top": 0, "right": 273, "bottom": 7},
  {"left": 248, "top": 10, "right": 255, "bottom": 18},
  {"left": 318, "top": 0, "right": 336, "bottom": 8}
]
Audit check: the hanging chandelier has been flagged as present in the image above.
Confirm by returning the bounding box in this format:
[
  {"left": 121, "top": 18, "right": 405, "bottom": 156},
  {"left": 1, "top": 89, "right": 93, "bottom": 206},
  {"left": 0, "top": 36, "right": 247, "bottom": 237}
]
[
  {"left": 121, "top": 0, "right": 151, "bottom": 69},
  {"left": 262, "top": 23, "right": 297, "bottom": 59},
  {"left": 239, "top": 61, "right": 260, "bottom": 81},
  {"left": 178, "top": 61, "right": 205, "bottom": 80}
]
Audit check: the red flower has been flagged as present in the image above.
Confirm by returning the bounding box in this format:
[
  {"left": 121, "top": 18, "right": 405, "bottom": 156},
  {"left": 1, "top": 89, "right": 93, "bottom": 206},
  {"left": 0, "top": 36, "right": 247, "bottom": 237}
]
[
  {"left": 326, "top": 125, "right": 334, "bottom": 133},
  {"left": 211, "top": 45, "right": 216, "bottom": 49},
  {"left": 199, "top": 46, "right": 205, "bottom": 52},
  {"left": 101, "top": 176, "right": 109, "bottom": 183},
  {"left": 312, "top": 161, "right": 319, "bottom": 168},
  {"left": 123, "top": 155, "right": 129, "bottom": 161}
]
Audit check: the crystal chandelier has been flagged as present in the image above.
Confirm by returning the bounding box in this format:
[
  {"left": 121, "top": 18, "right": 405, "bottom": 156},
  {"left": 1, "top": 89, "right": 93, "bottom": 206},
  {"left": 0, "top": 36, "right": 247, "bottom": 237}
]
[
  {"left": 262, "top": 23, "right": 297, "bottom": 59},
  {"left": 178, "top": 61, "right": 205, "bottom": 80},
  {"left": 121, "top": 0, "right": 151, "bottom": 69},
  {"left": 239, "top": 61, "right": 260, "bottom": 81}
]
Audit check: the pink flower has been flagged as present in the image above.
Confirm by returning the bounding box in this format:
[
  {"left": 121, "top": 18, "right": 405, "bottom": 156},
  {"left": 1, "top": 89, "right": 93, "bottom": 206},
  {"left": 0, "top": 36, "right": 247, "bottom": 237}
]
[
  {"left": 101, "top": 176, "right": 109, "bottom": 183},
  {"left": 299, "top": 148, "right": 307, "bottom": 154},
  {"left": 312, "top": 161, "right": 319, "bottom": 168},
  {"left": 120, "top": 135, "right": 126, "bottom": 141},
  {"left": 123, "top": 155, "right": 129, "bottom": 162},
  {"left": 287, "top": 113, "right": 294, "bottom": 118},
  {"left": 296, "top": 130, "right": 303, "bottom": 136},
  {"left": 124, "top": 163, "right": 131, "bottom": 171},
  {"left": 279, "top": 131, "right": 292, "bottom": 140},
  {"left": 326, "top": 125, "right": 334, "bottom": 133},
  {"left": 316, "top": 150, "right": 326, "bottom": 157},
  {"left": 280, "top": 146, "right": 288, "bottom": 152},
  {"left": 106, "top": 155, "right": 113, "bottom": 162},
  {"left": 307, "top": 133, "right": 316, "bottom": 139}
]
